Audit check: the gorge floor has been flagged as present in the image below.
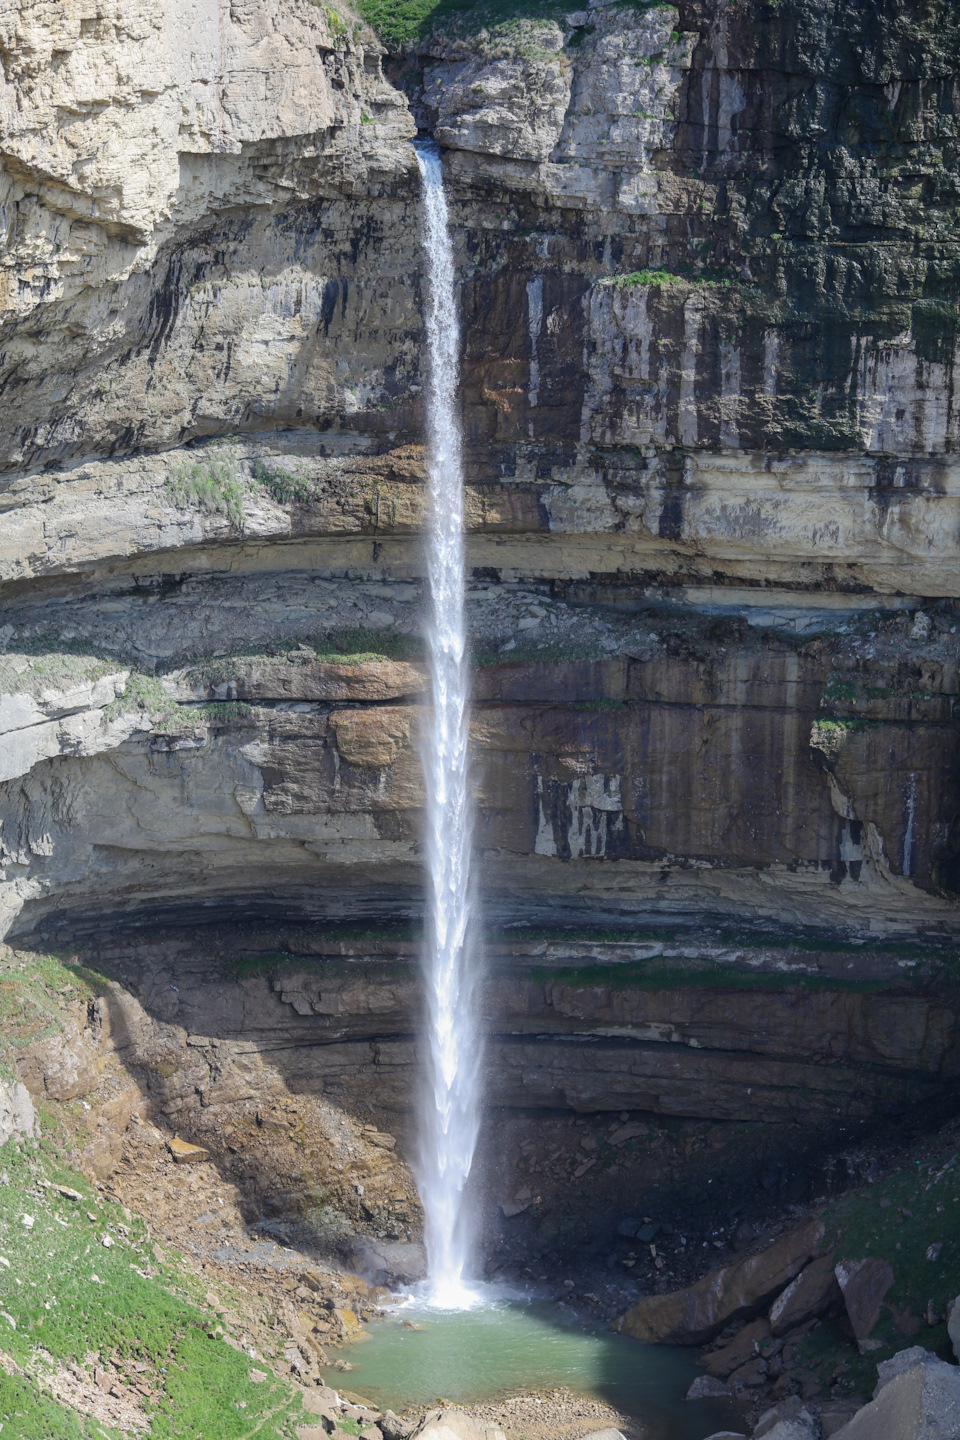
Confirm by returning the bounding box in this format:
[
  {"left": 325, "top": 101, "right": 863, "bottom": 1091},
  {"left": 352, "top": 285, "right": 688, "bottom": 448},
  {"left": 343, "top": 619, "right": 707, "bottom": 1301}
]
[{"left": 2, "top": 936, "right": 958, "bottom": 1437}]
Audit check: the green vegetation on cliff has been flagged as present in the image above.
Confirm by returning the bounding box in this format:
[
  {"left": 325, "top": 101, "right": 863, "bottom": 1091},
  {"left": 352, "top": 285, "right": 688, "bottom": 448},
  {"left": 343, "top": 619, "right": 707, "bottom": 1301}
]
[
  {"left": 355, "top": 0, "right": 664, "bottom": 44},
  {"left": 355, "top": 0, "right": 566, "bottom": 44}
]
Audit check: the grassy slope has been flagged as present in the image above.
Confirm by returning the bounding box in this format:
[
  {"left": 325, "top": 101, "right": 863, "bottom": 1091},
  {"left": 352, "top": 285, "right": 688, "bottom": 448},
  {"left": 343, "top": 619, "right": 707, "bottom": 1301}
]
[
  {"left": 0, "top": 953, "right": 307, "bottom": 1439},
  {"left": 0, "top": 1141, "right": 305, "bottom": 1439},
  {"left": 787, "top": 1133, "right": 960, "bottom": 1401}
]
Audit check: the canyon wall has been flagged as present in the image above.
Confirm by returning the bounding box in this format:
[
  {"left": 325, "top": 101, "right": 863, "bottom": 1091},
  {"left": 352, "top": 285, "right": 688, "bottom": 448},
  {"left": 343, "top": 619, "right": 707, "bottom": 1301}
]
[{"left": 2, "top": 0, "right": 960, "bottom": 1253}]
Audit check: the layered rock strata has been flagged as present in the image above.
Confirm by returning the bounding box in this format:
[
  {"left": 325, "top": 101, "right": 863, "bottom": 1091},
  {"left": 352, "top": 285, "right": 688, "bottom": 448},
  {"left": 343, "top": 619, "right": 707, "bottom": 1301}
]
[
  {"left": 1, "top": 0, "right": 959, "bottom": 939},
  {"left": 1, "top": 0, "right": 960, "bottom": 1301},
  {"left": 2, "top": 634, "right": 959, "bottom": 940}
]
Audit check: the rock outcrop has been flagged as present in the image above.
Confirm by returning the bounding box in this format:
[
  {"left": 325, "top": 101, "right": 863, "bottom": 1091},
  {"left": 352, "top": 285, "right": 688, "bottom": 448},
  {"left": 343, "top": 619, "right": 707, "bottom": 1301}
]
[
  {"left": 831, "top": 1349, "right": 960, "bottom": 1440},
  {"left": 617, "top": 1219, "right": 824, "bottom": 1344},
  {"left": 0, "top": 1076, "right": 39, "bottom": 1145}
]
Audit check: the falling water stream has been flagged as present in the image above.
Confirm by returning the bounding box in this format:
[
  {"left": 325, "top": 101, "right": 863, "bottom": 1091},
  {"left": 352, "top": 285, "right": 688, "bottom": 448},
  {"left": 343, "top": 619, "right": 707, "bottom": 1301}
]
[
  {"left": 346, "top": 144, "right": 740, "bottom": 1440},
  {"left": 415, "top": 141, "right": 482, "bottom": 1309}
]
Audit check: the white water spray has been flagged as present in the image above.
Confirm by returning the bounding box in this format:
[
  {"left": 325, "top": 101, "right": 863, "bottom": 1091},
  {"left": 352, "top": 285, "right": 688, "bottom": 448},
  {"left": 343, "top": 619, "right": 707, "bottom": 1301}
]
[{"left": 414, "top": 142, "right": 482, "bottom": 1309}]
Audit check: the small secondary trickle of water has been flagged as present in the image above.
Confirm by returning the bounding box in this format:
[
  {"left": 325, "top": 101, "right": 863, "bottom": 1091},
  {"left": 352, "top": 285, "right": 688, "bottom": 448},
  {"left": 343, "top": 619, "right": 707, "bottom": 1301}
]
[{"left": 414, "top": 141, "right": 482, "bottom": 1309}]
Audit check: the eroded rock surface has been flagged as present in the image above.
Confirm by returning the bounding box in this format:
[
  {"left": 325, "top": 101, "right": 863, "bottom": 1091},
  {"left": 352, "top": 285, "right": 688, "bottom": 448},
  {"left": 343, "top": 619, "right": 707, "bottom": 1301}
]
[{"left": 1, "top": 3, "right": 960, "bottom": 1427}]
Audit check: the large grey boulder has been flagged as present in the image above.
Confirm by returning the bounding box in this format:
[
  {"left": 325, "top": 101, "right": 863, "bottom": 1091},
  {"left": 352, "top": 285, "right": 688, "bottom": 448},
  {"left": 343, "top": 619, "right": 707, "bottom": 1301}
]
[
  {"left": 835, "top": 1258, "right": 894, "bottom": 1344},
  {"left": 755, "top": 1401, "right": 818, "bottom": 1438},
  {"left": 0, "top": 1079, "right": 38, "bottom": 1146},
  {"left": 619, "top": 1219, "right": 825, "bottom": 1344},
  {"left": 948, "top": 1297, "right": 960, "bottom": 1363},
  {"left": 874, "top": 1347, "right": 939, "bottom": 1394},
  {"left": 770, "top": 1255, "right": 841, "bottom": 1335},
  {"left": 830, "top": 1352, "right": 960, "bottom": 1439},
  {"left": 412, "top": 1412, "right": 507, "bottom": 1440},
  {"left": 687, "top": 1376, "right": 733, "bottom": 1400}
]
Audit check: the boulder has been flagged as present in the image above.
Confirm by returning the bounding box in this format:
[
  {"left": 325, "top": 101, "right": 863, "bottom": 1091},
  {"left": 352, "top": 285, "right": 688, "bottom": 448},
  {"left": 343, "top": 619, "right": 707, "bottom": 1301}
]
[
  {"left": 701, "top": 1433, "right": 748, "bottom": 1440},
  {"left": 704, "top": 1319, "right": 771, "bottom": 1378},
  {"left": 835, "top": 1258, "right": 894, "bottom": 1343},
  {"left": 729, "top": 1356, "right": 767, "bottom": 1389},
  {"left": 380, "top": 1413, "right": 413, "bottom": 1440},
  {"left": 346, "top": 1238, "right": 426, "bottom": 1288},
  {"left": 948, "top": 1296, "right": 960, "bottom": 1363},
  {"left": 817, "top": 1401, "right": 862, "bottom": 1438},
  {"left": 755, "top": 1401, "right": 817, "bottom": 1438},
  {"left": 686, "top": 1376, "right": 733, "bottom": 1400},
  {"left": 769, "top": 1254, "right": 841, "bottom": 1335},
  {"left": 167, "top": 1137, "right": 209, "bottom": 1166},
  {"left": 618, "top": 1219, "right": 824, "bottom": 1345},
  {"left": 576, "top": 1432, "right": 626, "bottom": 1440},
  {"left": 874, "top": 1346, "right": 938, "bottom": 1394},
  {"left": 760, "top": 1426, "right": 816, "bottom": 1440},
  {"left": 0, "top": 1079, "right": 39, "bottom": 1146},
  {"left": 411, "top": 1411, "right": 507, "bottom": 1440},
  {"left": 830, "top": 1354, "right": 960, "bottom": 1440}
]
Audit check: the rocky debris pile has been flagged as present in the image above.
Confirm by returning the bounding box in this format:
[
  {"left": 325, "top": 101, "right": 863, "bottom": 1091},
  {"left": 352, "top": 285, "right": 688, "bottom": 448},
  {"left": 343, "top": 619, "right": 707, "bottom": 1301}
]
[
  {"left": 701, "top": 1342, "right": 960, "bottom": 1440},
  {"left": 621, "top": 1215, "right": 919, "bottom": 1400},
  {"left": 618, "top": 1218, "right": 826, "bottom": 1347}
]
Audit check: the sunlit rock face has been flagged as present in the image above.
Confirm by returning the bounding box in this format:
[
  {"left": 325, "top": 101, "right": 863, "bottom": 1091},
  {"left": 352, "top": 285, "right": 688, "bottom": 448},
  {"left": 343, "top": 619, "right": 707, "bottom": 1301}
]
[{"left": 1, "top": 0, "right": 960, "bottom": 1191}]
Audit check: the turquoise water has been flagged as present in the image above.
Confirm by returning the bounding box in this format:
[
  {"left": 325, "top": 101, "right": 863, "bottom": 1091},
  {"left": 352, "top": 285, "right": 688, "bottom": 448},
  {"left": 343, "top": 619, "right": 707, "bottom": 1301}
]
[{"left": 341, "top": 1296, "right": 739, "bottom": 1440}]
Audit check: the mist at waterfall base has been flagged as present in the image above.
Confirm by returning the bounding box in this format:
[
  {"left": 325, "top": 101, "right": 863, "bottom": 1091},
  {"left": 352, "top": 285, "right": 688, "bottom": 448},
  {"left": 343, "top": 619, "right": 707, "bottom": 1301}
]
[{"left": 414, "top": 141, "right": 483, "bottom": 1310}]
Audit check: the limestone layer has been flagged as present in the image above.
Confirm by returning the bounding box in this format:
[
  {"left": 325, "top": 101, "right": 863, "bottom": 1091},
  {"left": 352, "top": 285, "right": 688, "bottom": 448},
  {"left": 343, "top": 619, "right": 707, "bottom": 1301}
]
[{"left": 1, "top": 0, "right": 959, "bottom": 944}]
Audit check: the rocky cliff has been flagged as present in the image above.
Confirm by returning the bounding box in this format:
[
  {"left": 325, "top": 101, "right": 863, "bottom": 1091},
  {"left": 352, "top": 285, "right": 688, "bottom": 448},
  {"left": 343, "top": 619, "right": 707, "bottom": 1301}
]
[{"left": 2, "top": 0, "right": 960, "bottom": 1279}]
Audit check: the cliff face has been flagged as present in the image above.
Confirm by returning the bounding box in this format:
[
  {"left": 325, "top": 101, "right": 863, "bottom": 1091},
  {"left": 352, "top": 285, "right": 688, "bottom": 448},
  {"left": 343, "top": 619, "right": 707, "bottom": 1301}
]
[{"left": 2, "top": 0, "right": 960, "bottom": 1255}]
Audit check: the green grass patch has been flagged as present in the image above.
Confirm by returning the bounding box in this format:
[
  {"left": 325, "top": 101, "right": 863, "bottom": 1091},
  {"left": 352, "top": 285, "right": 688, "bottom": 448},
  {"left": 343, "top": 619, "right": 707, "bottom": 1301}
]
[
  {"left": 605, "top": 267, "right": 739, "bottom": 290},
  {"left": 0, "top": 1141, "right": 304, "bottom": 1438},
  {"left": 0, "top": 952, "right": 110, "bottom": 1063},
  {"left": 0, "top": 644, "right": 122, "bottom": 703},
  {"left": 487, "top": 922, "right": 942, "bottom": 960},
  {"left": 165, "top": 449, "right": 245, "bottom": 529},
  {"left": 182, "top": 631, "right": 424, "bottom": 690},
  {"left": 102, "top": 674, "right": 254, "bottom": 735},
  {"left": 354, "top": 0, "right": 567, "bottom": 45},
  {"left": 0, "top": 1375, "right": 94, "bottom": 1439},
  {"left": 523, "top": 958, "right": 892, "bottom": 994},
  {"left": 794, "top": 1146, "right": 960, "bottom": 1398},
  {"left": 355, "top": 0, "right": 673, "bottom": 44},
  {"left": 250, "top": 459, "right": 318, "bottom": 506}
]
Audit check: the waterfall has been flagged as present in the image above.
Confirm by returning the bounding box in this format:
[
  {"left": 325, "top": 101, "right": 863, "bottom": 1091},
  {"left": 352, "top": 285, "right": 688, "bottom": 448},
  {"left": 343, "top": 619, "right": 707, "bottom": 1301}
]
[{"left": 414, "top": 141, "right": 482, "bottom": 1309}]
